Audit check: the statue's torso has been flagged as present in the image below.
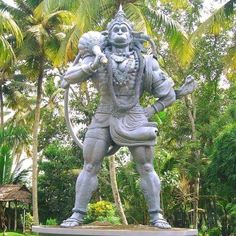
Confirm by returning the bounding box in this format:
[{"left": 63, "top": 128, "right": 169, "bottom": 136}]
[
  {"left": 88, "top": 49, "right": 146, "bottom": 128},
  {"left": 92, "top": 50, "right": 143, "bottom": 111}
]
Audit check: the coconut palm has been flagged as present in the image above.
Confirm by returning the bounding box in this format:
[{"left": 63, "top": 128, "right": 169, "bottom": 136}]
[
  {"left": 0, "top": 0, "right": 75, "bottom": 224},
  {"left": 0, "top": 125, "right": 30, "bottom": 185},
  {"left": 0, "top": 10, "right": 22, "bottom": 69},
  {"left": 0, "top": 10, "right": 22, "bottom": 127},
  {"left": 191, "top": 0, "right": 236, "bottom": 40},
  {"left": 32, "top": 0, "right": 195, "bottom": 68}
]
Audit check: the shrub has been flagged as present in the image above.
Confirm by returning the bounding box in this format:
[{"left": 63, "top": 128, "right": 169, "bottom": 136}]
[
  {"left": 84, "top": 201, "right": 121, "bottom": 225},
  {"left": 46, "top": 218, "right": 57, "bottom": 225},
  {"left": 25, "top": 213, "right": 34, "bottom": 232}
]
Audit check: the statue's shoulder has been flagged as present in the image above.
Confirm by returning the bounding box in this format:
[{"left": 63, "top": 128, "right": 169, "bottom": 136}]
[
  {"left": 143, "top": 54, "right": 159, "bottom": 92},
  {"left": 144, "top": 54, "right": 160, "bottom": 71},
  {"left": 143, "top": 54, "right": 174, "bottom": 94}
]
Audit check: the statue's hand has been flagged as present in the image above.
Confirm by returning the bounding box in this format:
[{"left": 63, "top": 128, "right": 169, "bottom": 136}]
[
  {"left": 61, "top": 78, "right": 69, "bottom": 89},
  {"left": 91, "top": 45, "right": 108, "bottom": 71},
  {"left": 175, "top": 75, "right": 198, "bottom": 99},
  {"left": 144, "top": 106, "right": 155, "bottom": 119}
]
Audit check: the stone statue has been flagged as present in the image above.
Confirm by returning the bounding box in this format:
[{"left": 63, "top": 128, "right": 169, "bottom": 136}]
[{"left": 60, "top": 6, "right": 197, "bottom": 229}]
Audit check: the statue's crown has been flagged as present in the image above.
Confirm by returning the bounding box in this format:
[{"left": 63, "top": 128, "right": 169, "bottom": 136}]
[{"left": 107, "top": 5, "right": 133, "bottom": 31}]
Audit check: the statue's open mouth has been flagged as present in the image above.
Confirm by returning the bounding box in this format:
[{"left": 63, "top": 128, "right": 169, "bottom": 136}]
[{"left": 114, "top": 36, "right": 126, "bottom": 43}]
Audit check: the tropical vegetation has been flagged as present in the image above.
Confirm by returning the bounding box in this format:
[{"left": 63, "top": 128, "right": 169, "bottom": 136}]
[{"left": 0, "top": 0, "right": 235, "bottom": 235}]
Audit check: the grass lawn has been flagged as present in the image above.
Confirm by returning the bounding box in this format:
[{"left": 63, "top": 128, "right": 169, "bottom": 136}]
[{"left": 0, "top": 231, "right": 35, "bottom": 236}]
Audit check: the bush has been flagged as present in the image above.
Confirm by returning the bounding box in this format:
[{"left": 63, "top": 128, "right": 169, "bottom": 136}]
[
  {"left": 25, "top": 213, "right": 34, "bottom": 232},
  {"left": 46, "top": 218, "right": 57, "bottom": 225},
  {"left": 84, "top": 201, "right": 121, "bottom": 225},
  {"left": 208, "top": 227, "right": 221, "bottom": 236}
]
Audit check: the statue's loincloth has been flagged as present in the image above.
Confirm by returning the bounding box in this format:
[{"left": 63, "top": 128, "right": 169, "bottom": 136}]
[{"left": 86, "top": 105, "right": 158, "bottom": 146}]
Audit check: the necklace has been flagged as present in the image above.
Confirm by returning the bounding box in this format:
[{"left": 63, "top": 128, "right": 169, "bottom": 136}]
[
  {"left": 110, "top": 51, "right": 134, "bottom": 63},
  {"left": 111, "top": 54, "right": 126, "bottom": 63},
  {"left": 105, "top": 47, "right": 145, "bottom": 112},
  {"left": 112, "top": 56, "right": 133, "bottom": 86}
]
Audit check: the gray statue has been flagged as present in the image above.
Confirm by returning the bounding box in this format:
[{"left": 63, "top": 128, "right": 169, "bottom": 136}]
[{"left": 60, "top": 6, "right": 197, "bottom": 229}]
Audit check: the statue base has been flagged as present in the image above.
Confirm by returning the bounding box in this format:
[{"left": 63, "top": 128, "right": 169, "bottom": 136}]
[{"left": 33, "top": 225, "right": 198, "bottom": 236}]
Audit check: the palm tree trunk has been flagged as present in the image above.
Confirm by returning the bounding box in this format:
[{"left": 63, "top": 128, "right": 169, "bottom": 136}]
[
  {"left": 32, "top": 63, "right": 44, "bottom": 225},
  {"left": 109, "top": 155, "right": 128, "bottom": 225},
  {"left": 185, "top": 95, "right": 200, "bottom": 229},
  {"left": 0, "top": 83, "right": 4, "bottom": 127}
]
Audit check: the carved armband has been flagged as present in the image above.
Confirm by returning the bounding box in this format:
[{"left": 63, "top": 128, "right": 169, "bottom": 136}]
[{"left": 151, "top": 101, "right": 166, "bottom": 113}]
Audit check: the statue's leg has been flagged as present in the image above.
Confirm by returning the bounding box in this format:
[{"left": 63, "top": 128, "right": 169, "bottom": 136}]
[
  {"left": 61, "top": 128, "right": 111, "bottom": 227},
  {"left": 129, "top": 146, "right": 171, "bottom": 229}
]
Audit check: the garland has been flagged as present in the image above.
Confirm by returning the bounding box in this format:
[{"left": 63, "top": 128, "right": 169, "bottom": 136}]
[{"left": 105, "top": 47, "right": 145, "bottom": 112}]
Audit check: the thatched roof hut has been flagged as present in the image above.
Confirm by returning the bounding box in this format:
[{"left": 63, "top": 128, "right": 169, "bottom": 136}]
[
  {"left": 0, "top": 185, "right": 31, "bottom": 231},
  {"left": 0, "top": 185, "right": 31, "bottom": 204}
]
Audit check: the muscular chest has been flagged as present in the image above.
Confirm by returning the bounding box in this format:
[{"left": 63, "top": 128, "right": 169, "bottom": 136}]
[
  {"left": 111, "top": 54, "right": 138, "bottom": 93},
  {"left": 94, "top": 52, "right": 141, "bottom": 96}
]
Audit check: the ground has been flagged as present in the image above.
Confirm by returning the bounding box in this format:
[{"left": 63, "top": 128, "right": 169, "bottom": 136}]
[{"left": 0, "top": 231, "right": 35, "bottom": 236}]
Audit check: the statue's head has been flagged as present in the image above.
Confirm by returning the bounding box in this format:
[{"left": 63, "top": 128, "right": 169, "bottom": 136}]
[{"left": 107, "top": 6, "right": 133, "bottom": 47}]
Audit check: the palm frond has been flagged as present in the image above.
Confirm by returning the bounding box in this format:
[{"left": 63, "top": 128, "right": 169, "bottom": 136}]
[
  {"left": 14, "top": 0, "right": 33, "bottom": 15},
  {"left": 0, "top": 145, "right": 12, "bottom": 184},
  {"left": 0, "top": 1, "right": 26, "bottom": 20},
  {"left": 224, "top": 44, "right": 236, "bottom": 70},
  {"left": 224, "top": 43, "right": 236, "bottom": 81},
  {"left": 125, "top": 2, "right": 153, "bottom": 35},
  {"left": 0, "top": 10, "right": 23, "bottom": 67},
  {"left": 0, "top": 36, "right": 15, "bottom": 67},
  {"left": 33, "top": 0, "right": 79, "bottom": 15},
  {"left": 49, "top": 25, "right": 80, "bottom": 66},
  {"left": 42, "top": 10, "right": 76, "bottom": 27},
  {"left": 191, "top": 0, "right": 236, "bottom": 40},
  {"left": 160, "top": 0, "right": 191, "bottom": 10},
  {"left": 143, "top": 5, "right": 194, "bottom": 67},
  {"left": 11, "top": 158, "right": 31, "bottom": 185}
]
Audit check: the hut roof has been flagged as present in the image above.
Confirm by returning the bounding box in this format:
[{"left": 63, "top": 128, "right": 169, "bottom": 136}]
[{"left": 0, "top": 185, "right": 31, "bottom": 204}]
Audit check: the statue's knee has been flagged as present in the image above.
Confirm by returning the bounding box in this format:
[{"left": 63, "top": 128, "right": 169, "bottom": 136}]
[
  {"left": 84, "top": 163, "right": 94, "bottom": 173},
  {"left": 84, "top": 163, "right": 101, "bottom": 174},
  {"left": 142, "top": 163, "right": 154, "bottom": 173}
]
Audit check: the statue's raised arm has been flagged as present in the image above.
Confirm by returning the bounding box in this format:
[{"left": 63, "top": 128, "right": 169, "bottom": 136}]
[{"left": 61, "top": 31, "right": 108, "bottom": 89}]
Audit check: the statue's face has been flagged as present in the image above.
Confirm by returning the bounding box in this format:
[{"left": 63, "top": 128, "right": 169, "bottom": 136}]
[{"left": 109, "top": 24, "right": 132, "bottom": 46}]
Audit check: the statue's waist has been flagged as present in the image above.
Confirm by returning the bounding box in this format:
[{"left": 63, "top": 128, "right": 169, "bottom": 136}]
[
  {"left": 96, "top": 103, "right": 144, "bottom": 114},
  {"left": 100, "top": 89, "right": 137, "bottom": 97}
]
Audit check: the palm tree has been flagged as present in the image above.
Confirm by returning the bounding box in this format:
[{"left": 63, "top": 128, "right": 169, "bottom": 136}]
[
  {"left": 0, "top": 125, "right": 30, "bottom": 185},
  {"left": 0, "top": 10, "right": 22, "bottom": 69},
  {"left": 32, "top": 0, "right": 195, "bottom": 68},
  {"left": 191, "top": 0, "right": 236, "bottom": 40},
  {"left": 0, "top": 0, "right": 75, "bottom": 224},
  {"left": 0, "top": 10, "right": 22, "bottom": 127}
]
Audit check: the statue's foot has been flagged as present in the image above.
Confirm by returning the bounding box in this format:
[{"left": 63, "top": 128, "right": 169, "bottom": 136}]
[
  {"left": 60, "top": 216, "right": 82, "bottom": 228},
  {"left": 151, "top": 218, "right": 171, "bottom": 229}
]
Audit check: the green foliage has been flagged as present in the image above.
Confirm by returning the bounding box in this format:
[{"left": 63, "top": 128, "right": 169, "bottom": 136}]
[
  {"left": 0, "top": 10, "right": 22, "bottom": 68},
  {"left": 84, "top": 201, "right": 121, "bottom": 225},
  {"left": 98, "top": 156, "right": 148, "bottom": 225},
  {"left": 199, "top": 225, "right": 221, "bottom": 236},
  {"left": 25, "top": 213, "right": 34, "bottom": 232},
  {"left": 38, "top": 141, "right": 82, "bottom": 224},
  {"left": 45, "top": 218, "right": 57, "bottom": 225},
  {"left": 208, "top": 123, "right": 236, "bottom": 196},
  {"left": 0, "top": 232, "right": 35, "bottom": 236},
  {"left": 0, "top": 125, "right": 30, "bottom": 185},
  {"left": 0, "top": 0, "right": 235, "bottom": 234},
  {"left": 191, "top": 0, "right": 235, "bottom": 39}
]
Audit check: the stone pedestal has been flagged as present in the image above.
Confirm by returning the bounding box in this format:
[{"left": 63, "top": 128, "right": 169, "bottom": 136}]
[{"left": 33, "top": 225, "right": 198, "bottom": 236}]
